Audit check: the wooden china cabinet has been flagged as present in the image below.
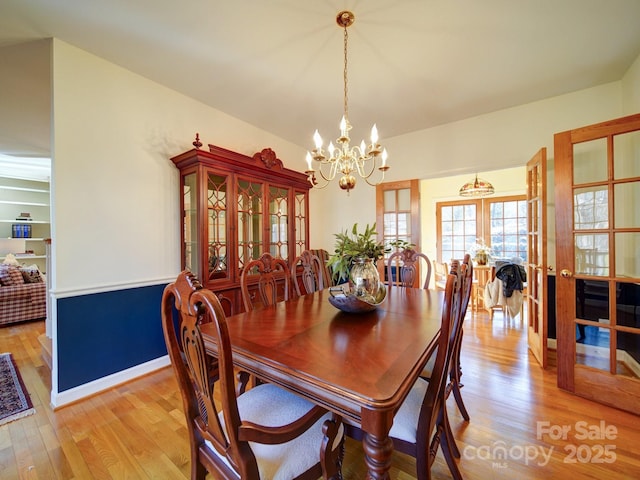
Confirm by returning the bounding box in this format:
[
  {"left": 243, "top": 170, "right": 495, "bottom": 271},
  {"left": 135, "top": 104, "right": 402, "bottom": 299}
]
[{"left": 171, "top": 136, "right": 310, "bottom": 315}]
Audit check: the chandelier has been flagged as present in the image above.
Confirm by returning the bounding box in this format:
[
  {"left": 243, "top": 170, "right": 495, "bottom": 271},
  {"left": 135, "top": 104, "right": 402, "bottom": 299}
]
[
  {"left": 305, "top": 10, "right": 389, "bottom": 193},
  {"left": 459, "top": 174, "right": 495, "bottom": 197}
]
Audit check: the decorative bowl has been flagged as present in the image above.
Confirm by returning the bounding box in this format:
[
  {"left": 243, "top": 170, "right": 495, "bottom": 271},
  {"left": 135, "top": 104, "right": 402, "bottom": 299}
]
[{"left": 328, "top": 284, "right": 387, "bottom": 314}]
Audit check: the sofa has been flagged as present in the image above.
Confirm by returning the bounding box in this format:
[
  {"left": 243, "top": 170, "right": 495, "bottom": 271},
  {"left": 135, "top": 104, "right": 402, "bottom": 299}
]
[{"left": 0, "top": 264, "right": 47, "bottom": 326}]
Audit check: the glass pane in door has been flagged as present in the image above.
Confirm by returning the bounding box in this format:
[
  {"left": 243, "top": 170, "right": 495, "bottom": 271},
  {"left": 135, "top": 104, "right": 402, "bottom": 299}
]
[
  {"left": 616, "top": 331, "right": 640, "bottom": 378},
  {"left": 613, "top": 130, "right": 640, "bottom": 179},
  {"left": 576, "top": 279, "right": 609, "bottom": 322},
  {"left": 575, "top": 324, "right": 610, "bottom": 372},
  {"left": 574, "top": 233, "right": 609, "bottom": 276},
  {"left": 573, "top": 139, "right": 607, "bottom": 184},
  {"left": 615, "top": 232, "right": 640, "bottom": 278},
  {"left": 614, "top": 181, "right": 640, "bottom": 228},
  {"left": 616, "top": 281, "right": 640, "bottom": 329},
  {"left": 574, "top": 186, "right": 608, "bottom": 229}
]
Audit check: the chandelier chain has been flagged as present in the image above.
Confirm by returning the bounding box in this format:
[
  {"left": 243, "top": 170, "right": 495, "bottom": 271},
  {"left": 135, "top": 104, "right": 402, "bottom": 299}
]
[{"left": 343, "top": 24, "right": 349, "bottom": 121}]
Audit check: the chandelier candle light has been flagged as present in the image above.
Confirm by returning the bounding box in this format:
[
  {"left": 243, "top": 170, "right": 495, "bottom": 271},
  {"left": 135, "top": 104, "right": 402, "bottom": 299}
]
[{"left": 305, "top": 10, "right": 389, "bottom": 193}]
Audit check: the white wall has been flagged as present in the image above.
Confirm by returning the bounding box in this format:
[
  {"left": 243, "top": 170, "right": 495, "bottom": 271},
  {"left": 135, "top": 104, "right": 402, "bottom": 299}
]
[
  {"left": 622, "top": 53, "right": 640, "bottom": 114},
  {"left": 51, "top": 39, "right": 308, "bottom": 293}
]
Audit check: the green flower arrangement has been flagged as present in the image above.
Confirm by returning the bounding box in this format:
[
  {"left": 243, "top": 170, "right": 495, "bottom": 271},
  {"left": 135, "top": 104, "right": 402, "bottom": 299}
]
[{"left": 327, "top": 223, "right": 390, "bottom": 284}]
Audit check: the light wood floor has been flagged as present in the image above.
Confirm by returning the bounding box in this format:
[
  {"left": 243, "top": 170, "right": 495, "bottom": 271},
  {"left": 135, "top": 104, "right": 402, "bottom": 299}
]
[{"left": 2, "top": 311, "right": 640, "bottom": 479}]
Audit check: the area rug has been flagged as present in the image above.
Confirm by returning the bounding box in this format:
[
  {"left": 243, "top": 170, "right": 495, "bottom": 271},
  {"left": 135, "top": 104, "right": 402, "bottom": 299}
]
[{"left": 0, "top": 352, "right": 35, "bottom": 425}]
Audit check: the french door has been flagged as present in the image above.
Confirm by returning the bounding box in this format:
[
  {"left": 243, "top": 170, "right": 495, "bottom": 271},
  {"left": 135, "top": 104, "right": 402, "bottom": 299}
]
[
  {"left": 555, "top": 113, "right": 640, "bottom": 413},
  {"left": 526, "top": 148, "right": 548, "bottom": 367}
]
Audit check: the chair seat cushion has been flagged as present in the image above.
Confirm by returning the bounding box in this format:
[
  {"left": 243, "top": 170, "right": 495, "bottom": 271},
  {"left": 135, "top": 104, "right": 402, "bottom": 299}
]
[
  {"left": 389, "top": 378, "right": 429, "bottom": 444},
  {"left": 213, "top": 383, "right": 343, "bottom": 480}
]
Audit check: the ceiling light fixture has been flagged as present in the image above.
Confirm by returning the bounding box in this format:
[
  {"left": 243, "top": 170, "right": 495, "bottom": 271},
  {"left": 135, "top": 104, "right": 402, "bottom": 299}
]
[
  {"left": 459, "top": 174, "right": 495, "bottom": 197},
  {"left": 305, "top": 10, "right": 389, "bottom": 193}
]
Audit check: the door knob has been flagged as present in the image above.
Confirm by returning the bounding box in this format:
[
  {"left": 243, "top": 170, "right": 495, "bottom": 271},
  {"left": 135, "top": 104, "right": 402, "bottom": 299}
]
[{"left": 560, "top": 269, "right": 573, "bottom": 278}]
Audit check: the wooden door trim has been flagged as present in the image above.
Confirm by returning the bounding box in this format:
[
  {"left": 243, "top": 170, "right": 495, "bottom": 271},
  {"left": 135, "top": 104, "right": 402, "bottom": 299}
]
[{"left": 554, "top": 129, "right": 576, "bottom": 391}]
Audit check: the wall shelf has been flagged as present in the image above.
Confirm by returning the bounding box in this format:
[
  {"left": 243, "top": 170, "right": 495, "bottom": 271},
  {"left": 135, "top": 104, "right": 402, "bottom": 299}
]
[
  {"left": 0, "top": 219, "right": 49, "bottom": 224},
  {"left": 0, "top": 185, "right": 49, "bottom": 194},
  {"left": 0, "top": 176, "right": 50, "bottom": 272}
]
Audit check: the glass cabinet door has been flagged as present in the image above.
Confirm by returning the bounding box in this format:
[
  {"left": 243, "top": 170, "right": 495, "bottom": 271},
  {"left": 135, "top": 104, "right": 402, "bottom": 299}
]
[
  {"left": 182, "top": 172, "right": 199, "bottom": 274},
  {"left": 207, "top": 172, "right": 229, "bottom": 282},
  {"left": 294, "top": 191, "right": 307, "bottom": 256},
  {"left": 237, "top": 178, "right": 264, "bottom": 273}
]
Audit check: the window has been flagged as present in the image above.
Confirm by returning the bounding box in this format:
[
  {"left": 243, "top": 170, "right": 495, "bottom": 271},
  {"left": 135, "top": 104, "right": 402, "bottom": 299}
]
[
  {"left": 377, "top": 180, "right": 420, "bottom": 253},
  {"left": 438, "top": 200, "right": 479, "bottom": 264},
  {"left": 437, "top": 195, "right": 527, "bottom": 263},
  {"left": 376, "top": 180, "right": 420, "bottom": 279},
  {"left": 488, "top": 196, "right": 528, "bottom": 260}
]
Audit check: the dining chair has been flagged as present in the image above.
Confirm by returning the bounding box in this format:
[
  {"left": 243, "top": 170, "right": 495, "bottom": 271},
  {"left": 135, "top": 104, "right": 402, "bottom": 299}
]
[
  {"left": 309, "top": 248, "right": 333, "bottom": 287},
  {"left": 386, "top": 248, "right": 432, "bottom": 289},
  {"left": 433, "top": 260, "right": 449, "bottom": 291},
  {"left": 291, "top": 250, "right": 324, "bottom": 296},
  {"left": 161, "top": 270, "right": 344, "bottom": 480},
  {"left": 240, "top": 252, "right": 291, "bottom": 312},
  {"left": 344, "top": 266, "right": 465, "bottom": 480},
  {"left": 448, "top": 254, "right": 473, "bottom": 423},
  {"left": 418, "top": 256, "right": 473, "bottom": 462},
  {"left": 436, "top": 255, "right": 474, "bottom": 462}
]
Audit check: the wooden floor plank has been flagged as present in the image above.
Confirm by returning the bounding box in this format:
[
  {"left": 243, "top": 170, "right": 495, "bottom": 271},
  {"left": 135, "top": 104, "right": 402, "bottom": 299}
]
[{"left": 1, "top": 309, "right": 640, "bottom": 479}]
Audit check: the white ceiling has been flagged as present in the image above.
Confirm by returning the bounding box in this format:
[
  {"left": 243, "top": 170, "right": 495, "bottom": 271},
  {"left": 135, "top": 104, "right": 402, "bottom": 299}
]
[{"left": 1, "top": 0, "right": 640, "bottom": 156}]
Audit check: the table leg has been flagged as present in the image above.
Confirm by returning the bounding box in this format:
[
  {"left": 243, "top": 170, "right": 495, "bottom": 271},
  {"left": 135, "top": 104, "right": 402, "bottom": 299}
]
[{"left": 363, "top": 432, "right": 394, "bottom": 480}]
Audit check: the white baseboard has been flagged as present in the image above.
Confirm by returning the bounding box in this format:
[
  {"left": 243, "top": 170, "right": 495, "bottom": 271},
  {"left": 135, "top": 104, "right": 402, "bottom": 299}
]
[
  {"left": 50, "top": 355, "right": 171, "bottom": 409},
  {"left": 617, "top": 350, "right": 640, "bottom": 378}
]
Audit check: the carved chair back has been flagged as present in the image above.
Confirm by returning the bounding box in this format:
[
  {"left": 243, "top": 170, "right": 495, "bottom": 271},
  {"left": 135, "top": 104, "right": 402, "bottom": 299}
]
[
  {"left": 309, "top": 248, "right": 333, "bottom": 287},
  {"left": 386, "top": 248, "right": 432, "bottom": 289},
  {"left": 291, "top": 250, "right": 325, "bottom": 296},
  {"left": 240, "top": 252, "right": 291, "bottom": 312}
]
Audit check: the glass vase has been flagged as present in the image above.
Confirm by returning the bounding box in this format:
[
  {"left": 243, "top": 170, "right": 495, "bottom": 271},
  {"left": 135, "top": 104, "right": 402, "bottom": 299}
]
[
  {"left": 475, "top": 252, "right": 488, "bottom": 265},
  {"left": 350, "top": 257, "right": 380, "bottom": 301}
]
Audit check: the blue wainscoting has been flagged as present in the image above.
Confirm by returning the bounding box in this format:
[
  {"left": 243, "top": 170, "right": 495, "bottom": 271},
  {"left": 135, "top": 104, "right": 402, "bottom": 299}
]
[{"left": 56, "top": 283, "right": 168, "bottom": 392}]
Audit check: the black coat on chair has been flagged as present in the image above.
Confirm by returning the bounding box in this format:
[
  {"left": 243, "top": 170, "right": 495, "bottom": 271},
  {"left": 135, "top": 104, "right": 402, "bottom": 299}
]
[{"left": 495, "top": 263, "right": 527, "bottom": 298}]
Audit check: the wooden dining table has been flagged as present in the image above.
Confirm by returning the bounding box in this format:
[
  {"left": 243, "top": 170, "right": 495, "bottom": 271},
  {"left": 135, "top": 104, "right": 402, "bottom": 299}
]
[{"left": 199, "top": 285, "right": 443, "bottom": 480}]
